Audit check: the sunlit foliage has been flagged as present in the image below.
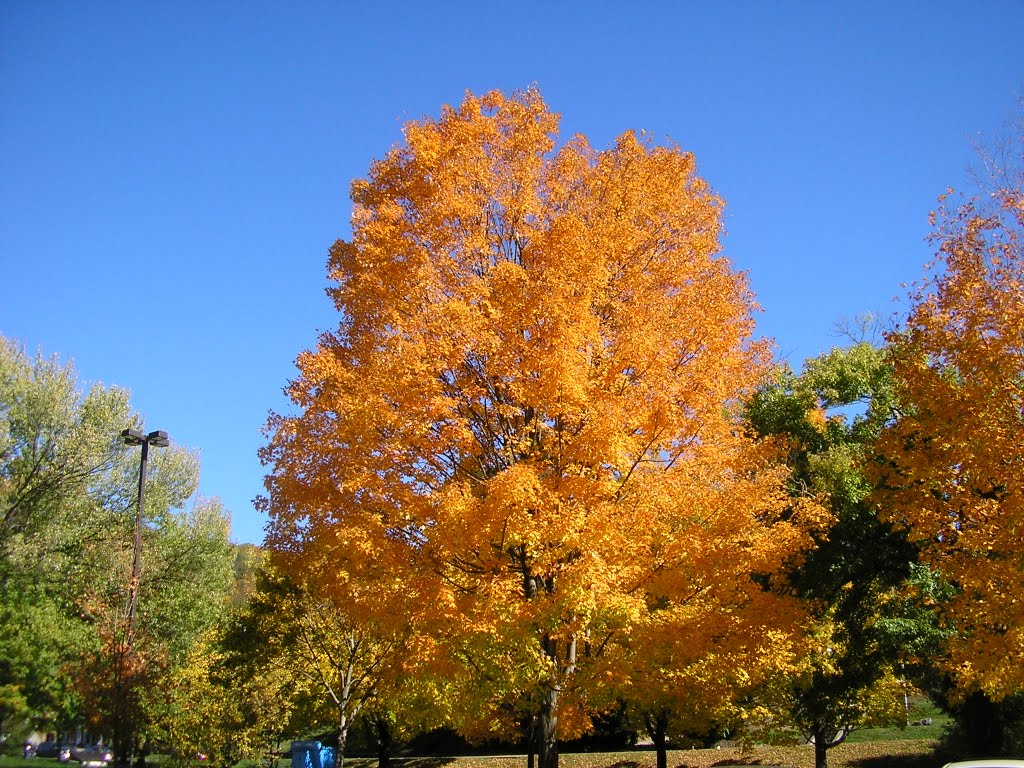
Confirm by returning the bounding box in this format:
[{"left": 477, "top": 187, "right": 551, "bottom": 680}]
[
  {"left": 875, "top": 127, "right": 1024, "bottom": 700},
  {"left": 261, "top": 88, "right": 812, "bottom": 768}
]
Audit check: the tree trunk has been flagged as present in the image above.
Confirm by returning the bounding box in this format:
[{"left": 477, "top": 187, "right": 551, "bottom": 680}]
[
  {"left": 960, "top": 691, "right": 1005, "bottom": 756},
  {"left": 644, "top": 710, "right": 669, "bottom": 768},
  {"left": 526, "top": 715, "right": 537, "bottom": 768},
  {"left": 337, "top": 710, "right": 349, "bottom": 768},
  {"left": 536, "top": 630, "right": 577, "bottom": 768},
  {"left": 538, "top": 684, "right": 559, "bottom": 768},
  {"left": 375, "top": 717, "right": 393, "bottom": 768},
  {"left": 813, "top": 738, "right": 828, "bottom": 768},
  {"left": 112, "top": 716, "right": 132, "bottom": 768},
  {"left": 809, "top": 723, "right": 851, "bottom": 768}
]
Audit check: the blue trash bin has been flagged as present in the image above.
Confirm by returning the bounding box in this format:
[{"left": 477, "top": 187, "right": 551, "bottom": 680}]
[{"left": 291, "top": 741, "right": 335, "bottom": 768}]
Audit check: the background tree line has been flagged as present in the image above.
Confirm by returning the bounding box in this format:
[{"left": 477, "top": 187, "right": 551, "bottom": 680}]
[{"left": 0, "top": 336, "right": 238, "bottom": 763}]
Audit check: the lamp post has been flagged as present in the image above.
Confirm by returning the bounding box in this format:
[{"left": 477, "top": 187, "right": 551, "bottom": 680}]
[
  {"left": 121, "top": 428, "right": 169, "bottom": 640},
  {"left": 115, "top": 428, "right": 170, "bottom": 768}
]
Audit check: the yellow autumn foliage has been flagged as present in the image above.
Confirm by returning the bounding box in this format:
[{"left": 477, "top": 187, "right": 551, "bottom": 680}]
[
  {"left": 875, "top": 139, "right": 1024, "bottom": 700},
  {"left": 261, "top": 88, "right": 812, "bottom": 747}
]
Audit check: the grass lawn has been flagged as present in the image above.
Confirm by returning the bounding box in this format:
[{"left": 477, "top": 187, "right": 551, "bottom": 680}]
[
  {"left": 845, "top": 722, "right": 946, "bottom": 743},
  {"left": 0, "top": 728, "right": 951, "bottom": 768},
  {"left": 337, "top": 739, "right": 945, "bottom": 768}
]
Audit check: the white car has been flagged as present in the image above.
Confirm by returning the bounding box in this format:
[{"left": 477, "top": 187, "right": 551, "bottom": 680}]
[
  {"left": 71, "top": 746, "right": 114, "bottom": 768},
  {"left": 942, "top": 761, "right": 1024, "bottom": 768}
]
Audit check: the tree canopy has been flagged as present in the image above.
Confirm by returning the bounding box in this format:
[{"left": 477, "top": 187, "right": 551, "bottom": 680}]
[
  {"left": 261, "top": 88, "right": 813, "bottom": 768},
  {"left": 874, "top": 128, "right": 1024, "bottom": 701},
  {"left": 0, "top": 335, "right": 234, "bottom": 750},
  {"left": 747, "top": 342, "right": 928, "bottom": 768}
]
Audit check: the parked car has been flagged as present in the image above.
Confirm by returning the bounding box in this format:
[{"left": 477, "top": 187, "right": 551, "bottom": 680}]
[
  {"left": 70, "top": 745, "right": 113, "bottom": 767},
  {"left": 943, "top": 762, "right": 1024, "bottom": 768},
  {"left": 35, "top": 742, "right": 61, "bottom": 759}
]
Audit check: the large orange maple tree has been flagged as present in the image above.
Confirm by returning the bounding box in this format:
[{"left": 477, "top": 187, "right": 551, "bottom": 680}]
[
  {"left": 261, "top": 89, "right": 809, "bottom": 768},
  {"left": 875, "top": 134, "right": 1024, "bottom": 700}
]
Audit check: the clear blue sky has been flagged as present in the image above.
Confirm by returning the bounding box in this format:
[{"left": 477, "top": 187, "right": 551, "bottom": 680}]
[{"left": 2, "top": 1, "right": 1021, "bottom": 545}]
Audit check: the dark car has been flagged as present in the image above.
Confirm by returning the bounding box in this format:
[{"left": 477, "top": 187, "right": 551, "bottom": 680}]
[{"left": 35, "top": 743, "right": 61, "bottom": 759}]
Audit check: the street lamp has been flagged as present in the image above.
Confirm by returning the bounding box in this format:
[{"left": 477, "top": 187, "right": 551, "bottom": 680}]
[{"left": 121, "top": 428, "right": 170, "bottom": 639}]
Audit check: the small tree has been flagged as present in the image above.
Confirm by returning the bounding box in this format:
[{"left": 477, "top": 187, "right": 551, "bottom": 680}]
[
  {"left": 221, "top": 568, "right": 406, "bottom": 768},
  {"left": 747, "top": 344, "right": 924, "bottom": 768}
]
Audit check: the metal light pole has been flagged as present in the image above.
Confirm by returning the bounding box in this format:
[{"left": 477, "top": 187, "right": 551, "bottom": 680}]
[{"left": 121, "top": 428, "right": 169, "bottom": 640}]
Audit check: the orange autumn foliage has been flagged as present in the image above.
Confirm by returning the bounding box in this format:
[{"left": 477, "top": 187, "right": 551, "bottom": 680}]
[
  {"left": 874, "top": 137, "right": 1024, "bottom": 700},
  {"left": 261, "top": 88, "right": 810, "bottom": 757}
]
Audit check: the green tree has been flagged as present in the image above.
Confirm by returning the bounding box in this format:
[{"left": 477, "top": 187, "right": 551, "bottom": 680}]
[
  {"left": 230, "top": 543, "right": 266, "bottom": 606},
  {"left": 1, "top": 335, "right": 135, "bottom": 730},
  {"left": 747, "top": 342, "right": 925, "bottom": 768},
  {"left": 0, "top": 335, "right": 234, "bottom": 753},
  {"left": 75, "top": 495, "right": 235, "bottom": 764},
  {"left": 150, "top": 625, "right": 295, "bottom": 768}
]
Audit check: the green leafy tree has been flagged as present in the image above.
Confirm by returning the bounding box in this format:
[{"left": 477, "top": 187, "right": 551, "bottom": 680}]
[
  {"left": 230, "top": 543, "right": 266, "bottom": 606},
  {"left": 747, "top": 342, "right": 925, "bottom": 768},
  {"left": 1, "top": 335, "right": 136, "bottom": 729},
  {"left": 150, "top": 625, "right": 295, "bottom": 768},
  {"left": 75, "top": 495, "right": 235, "bottom": 764},
  {"left": 0, "top": 335, "right": 234, "bottom": 753}
]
